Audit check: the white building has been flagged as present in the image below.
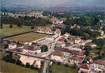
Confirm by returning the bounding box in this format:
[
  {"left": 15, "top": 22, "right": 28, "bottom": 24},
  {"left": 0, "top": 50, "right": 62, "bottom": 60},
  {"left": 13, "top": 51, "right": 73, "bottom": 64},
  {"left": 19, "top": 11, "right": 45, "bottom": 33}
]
[
  {"left": 19, "top": 55, "right": 41, "bottom": 69},
  {"left": 90, "top": 60, "right": 105, "bottom": 73},
  {"left": 8, "top": 43, "right": 17, "bottom": 49}
]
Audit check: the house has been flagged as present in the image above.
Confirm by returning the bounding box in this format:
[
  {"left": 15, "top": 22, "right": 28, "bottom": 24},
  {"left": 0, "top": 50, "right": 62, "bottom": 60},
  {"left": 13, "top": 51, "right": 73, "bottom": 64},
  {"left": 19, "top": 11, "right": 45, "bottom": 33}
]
[
  {"left": 68, "top": 56, "right": 84, "bottom": 65},
  {"left": 85, "top": 43, "right": 97, "bottom": 48},
  {"left": 56, "top": 37, "right": 66, "bottom": 47},
  {"left": 22, "top": 49, "right": 41, "bottom": 55},
  {"left": 51, "top": 48, "right": 84, "bottom": 65},
  {"left": 99, "top": 30, "right": 104, "bottom": 36},
  {"left": 78, "top": 64, "right": 91, "bottom": 73},
  {"left": 19, "top": 55, "right": 41, "bottom": 69},
  {"left": 37, "top": 27, "right": 53, "bottom": 34},
  {"left": 50, "top": 16, "right": 57, "bottom": 24},
  {"left": 24, "top": 42, "right": 41, "bottom": 50},
  {"left": 90, "top": 60, "right": 105, "bottom": 73},
  {"left": 54, "top": 29, "right": 61, "bottom": 35},
  {"left": 55, "top": 48, "right": 84, "bottom": 57},
  {"left": 26, "top": 11, "right": 43, "bottom": 18},
  {"left": 50, "top": 16, "right": 64, "bottom": 25},
  {"left": 53, "top": 48, "right": 84, "bottom": 65},
  {"left": 78, "top": 60, "right": 105, "bottom": 73},
  {"left": 51, "top": 50, "right": 64, "bottom": 62},
  {"left": 36, "top": 37, "right": 54, "bottom": 48},
  {"left": 44, "top": 27, "right": 53, "bottom": 34},
  {"left": 64, "top": 33, "right": 70, "bottom": 39},
  {"left": 67, "top": 36, "right": 81, "bottom": 44},
  {"left": 8, "top": 43, "right": 17, "bottom": 49}
]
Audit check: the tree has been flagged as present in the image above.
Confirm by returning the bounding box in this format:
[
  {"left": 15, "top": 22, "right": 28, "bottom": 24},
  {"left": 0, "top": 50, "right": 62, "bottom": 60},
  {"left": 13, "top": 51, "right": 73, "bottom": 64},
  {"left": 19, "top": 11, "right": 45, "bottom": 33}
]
[
  {"left": 83, "top": 46, "right": 91, "bottom": 56},
  {"left": 0, "top": 23, "right": 3, "bottom": 29},
  {"left": 4, "top": 44, "right": 8, "bottom": 49},
  {"left": 12, "top": 54, "right": 20, "bottom": 64},
  {"left": 93, "top": 39, "right": 105, "bottom": 59},
  {"left": 41, "top": 45, "right": 48, "bottom": 52},
  {"left": 16, "top": 60, "right": 23, "bottom": 65},
  {"left": 26, "top": 63, "right": 30, "bottom": 68},
  {"left": 102, "top": 25, "right": 105, "bottom": 32},
  {"left": 93, "top": 17, "right": 99, "bottom": 25},
  {"left": 30, "top": 25, "right": 34, "bottom": 29},
  {"left": 16, "top": 41, "right": 22, "bottom": 47},
  {"left": 2, "top": 51, "right": 14, "bottom": 63},
  {"left": 17, "top": 23, "right": 22, "bottom": 27},
  {"left": 78, "top": 17, "right": 86, "bottom": 26},
  {"left": 96, "top": 45, "right": 105, "bottom": 59},
  {"left": 50, "top": 25, "right": 56, "bottom": 31},
  {"left": 93, "top": 38, "right": 105, "bottom": 47},
  {"left": 82, "top": 33, "right": 90, "bottom": 40},
  {"left": 61, "top": 24, "right": 70, "bottom": 35},
  {"left": 9, "top": 24, "right": 13, "bottom": 28},
  {"left": 70, "top": 27, "right": 82, "bottom": 36},
  {"left": 64, "top": 17, "right": 70, "bottom": 25}
]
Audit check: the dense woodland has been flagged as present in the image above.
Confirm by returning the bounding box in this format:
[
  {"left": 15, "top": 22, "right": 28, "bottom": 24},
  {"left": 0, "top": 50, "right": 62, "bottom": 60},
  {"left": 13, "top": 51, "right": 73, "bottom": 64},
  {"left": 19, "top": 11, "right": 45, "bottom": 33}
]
[{"left": 1, "top": 14, "right": 51, "bottom": 28}]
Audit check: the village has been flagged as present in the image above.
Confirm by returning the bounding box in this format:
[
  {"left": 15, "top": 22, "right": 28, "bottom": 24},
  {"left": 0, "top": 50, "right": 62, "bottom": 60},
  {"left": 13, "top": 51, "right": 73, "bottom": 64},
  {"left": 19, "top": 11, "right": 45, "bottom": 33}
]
[
  {"left": 1, "top": 20, "right": 105, "bottom": 73},
  {"left": 1, "top": 4, "right": 105, "bottom": 73}
]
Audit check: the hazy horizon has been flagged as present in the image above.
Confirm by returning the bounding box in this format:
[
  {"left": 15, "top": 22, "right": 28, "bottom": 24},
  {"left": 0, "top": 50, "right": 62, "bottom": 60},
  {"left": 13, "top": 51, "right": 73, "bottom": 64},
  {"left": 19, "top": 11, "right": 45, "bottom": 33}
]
[{"left": 1, "top": 0, "right": 105, "bottom": 8}]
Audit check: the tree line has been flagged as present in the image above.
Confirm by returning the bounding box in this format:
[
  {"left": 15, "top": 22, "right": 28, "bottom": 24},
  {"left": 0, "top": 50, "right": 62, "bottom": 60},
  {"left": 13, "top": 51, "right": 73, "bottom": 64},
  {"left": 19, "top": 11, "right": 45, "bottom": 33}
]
[{"left": 1, "top": 15, "right": 51, "bottom": 29}]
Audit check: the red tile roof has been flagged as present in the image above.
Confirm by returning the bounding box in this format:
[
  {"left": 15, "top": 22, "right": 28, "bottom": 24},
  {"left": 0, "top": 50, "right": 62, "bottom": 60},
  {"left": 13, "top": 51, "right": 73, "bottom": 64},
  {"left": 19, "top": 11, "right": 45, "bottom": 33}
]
[
  {"left": 94, "top": 60, "right": 105, "bottom": 66},
  {"left": 55, "top": 48, "right": 83, "bottom": 56},
  {"left": 58, "top": 37, "right": 65, "bottom": 42},
  {"left": 52, "top": 50, "right": 64, "bottom": 57},
  {"left": 80, "top": 64, "right": 90, "bottom": 70},
  {"left": 69, "top": 56, "right": 84, "bottom": 61}
]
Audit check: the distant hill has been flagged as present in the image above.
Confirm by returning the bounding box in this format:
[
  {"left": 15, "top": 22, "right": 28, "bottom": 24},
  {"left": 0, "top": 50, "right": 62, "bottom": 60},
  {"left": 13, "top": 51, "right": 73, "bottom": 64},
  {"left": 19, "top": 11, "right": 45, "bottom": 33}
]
[
  {"left": 44, "top": 6, "right": 105, "bottom": 13},
  {"left": 1, "top": 5, "right": 34, "bottom": 13},
  {"left": 1, "top": 5, "right": 105, "bottom": 13}
]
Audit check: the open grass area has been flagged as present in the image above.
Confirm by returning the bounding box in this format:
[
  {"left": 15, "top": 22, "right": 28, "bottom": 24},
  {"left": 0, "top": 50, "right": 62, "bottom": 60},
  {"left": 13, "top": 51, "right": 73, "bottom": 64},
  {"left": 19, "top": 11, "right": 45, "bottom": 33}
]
[
  {"left": 0, "top": 24, "right": 48, "bottom": 43},
  {"left": 0, "top": 25, "right": 31, "bottom": 37},
  {"left": 6, "top": 32, "right": 48, "bottom": 43},
  {"left": 51, "top": 64, "right": 77, "bottom": 73},
  {"left": 0, "top": 60, "right": 38, "bottom": 73}
]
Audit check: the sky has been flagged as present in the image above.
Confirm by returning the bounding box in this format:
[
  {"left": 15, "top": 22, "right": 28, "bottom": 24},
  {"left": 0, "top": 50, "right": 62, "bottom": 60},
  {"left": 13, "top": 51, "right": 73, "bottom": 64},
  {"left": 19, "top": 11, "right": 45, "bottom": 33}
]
[{"left": 1, "top": 0, "right": 105, "bottom": 8}]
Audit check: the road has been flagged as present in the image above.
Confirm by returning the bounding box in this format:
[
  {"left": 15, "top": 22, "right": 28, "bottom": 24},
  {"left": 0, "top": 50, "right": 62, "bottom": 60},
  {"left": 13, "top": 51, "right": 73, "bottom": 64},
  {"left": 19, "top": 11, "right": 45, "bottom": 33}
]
[{"left": 42, "top": 60, "right": 50, "bottom": 73}]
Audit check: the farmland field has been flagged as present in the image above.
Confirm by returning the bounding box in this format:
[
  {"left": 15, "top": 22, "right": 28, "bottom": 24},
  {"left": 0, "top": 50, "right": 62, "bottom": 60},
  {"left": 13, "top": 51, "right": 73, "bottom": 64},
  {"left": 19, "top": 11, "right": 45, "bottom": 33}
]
[
  {"left": 0, "top": 60, "right": 38, "bottom": 73},
  {"left": 6, "top": 32, "right": 48, "bottom": 43},
  {"left": 0, "top": 25, "right": 31, "bottom": 37},
  {"left": 51, "top": 64, "right": 77, "bottom": 73},
  {"left": 0, "top": 24, "right": 48, "bottom": 43}
]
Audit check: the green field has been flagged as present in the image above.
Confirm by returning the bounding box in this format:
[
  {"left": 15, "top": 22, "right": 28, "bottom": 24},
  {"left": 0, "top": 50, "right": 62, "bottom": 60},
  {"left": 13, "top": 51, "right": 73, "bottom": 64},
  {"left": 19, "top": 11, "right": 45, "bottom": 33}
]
[
  {"left": 51, "top": 64, "right": 77, "bottom": 73},
  {"left": 6, "top": 32, "right": 47, "bottom": 43},
  {"left": 0, "top": 25, "right": 48, "bottom": 43},
  {"left": 0, "top": 25, "right": 31, "bottom": 37},
  {"left": 0, "top": 60, "right": 38, "bottom": 73}
]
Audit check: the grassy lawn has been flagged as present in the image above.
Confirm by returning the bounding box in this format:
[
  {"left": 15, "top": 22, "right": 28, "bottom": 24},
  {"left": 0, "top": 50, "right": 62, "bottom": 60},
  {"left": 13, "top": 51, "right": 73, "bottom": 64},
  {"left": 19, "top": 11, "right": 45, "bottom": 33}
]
[
  {"left": 6, "top": 32, "right": 48, "bottom": 43},
  {"left": 51, "top": 64, "right": 77, "bottom": 73},
  {"left": 0, "top": 60, "right": 38, "bottom": 73},
  {"left": 0, "top": 25, "right": 31, "bottom": 37}
]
